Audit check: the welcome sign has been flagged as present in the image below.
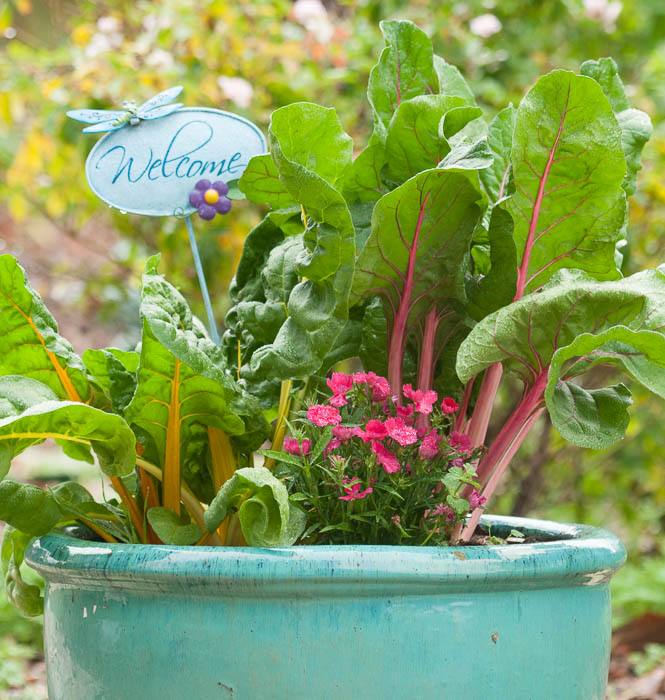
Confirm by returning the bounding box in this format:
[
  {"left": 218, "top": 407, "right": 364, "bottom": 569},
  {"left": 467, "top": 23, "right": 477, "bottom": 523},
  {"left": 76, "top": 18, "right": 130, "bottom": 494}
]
[{"left": 84, "top": 108, "right": 266, "bottom": 217}]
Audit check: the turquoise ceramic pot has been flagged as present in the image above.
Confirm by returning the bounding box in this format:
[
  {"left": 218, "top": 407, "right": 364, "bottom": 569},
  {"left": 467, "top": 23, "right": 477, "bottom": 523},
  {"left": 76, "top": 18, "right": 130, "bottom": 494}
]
[{"left": 25, "top": 515, "right": 625, "bottom": 700}]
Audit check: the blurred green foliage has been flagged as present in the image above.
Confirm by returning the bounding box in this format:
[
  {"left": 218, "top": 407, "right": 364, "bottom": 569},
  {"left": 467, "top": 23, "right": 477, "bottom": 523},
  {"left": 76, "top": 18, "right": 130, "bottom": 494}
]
[{"left": 1, "top": 0, "right": 664, "bottom": 640}]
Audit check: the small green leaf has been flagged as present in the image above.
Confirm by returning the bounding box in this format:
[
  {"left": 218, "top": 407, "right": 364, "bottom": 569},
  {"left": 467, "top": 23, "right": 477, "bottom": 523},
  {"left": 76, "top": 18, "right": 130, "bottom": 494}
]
[
  {"left": 257, "top": 450, "right": 304, "bottom": 468},
  {"left": 549, "top": 381, "right": 632, "bottom": 449},
  {"left": 204, "top": 466, "right": 304, "bottom": 546},
  {"left": 147, "top": 507, "right": 202, "bottom": 545},
  {"left": 1, "top": 526, "right": 42, "bottom": 617}
]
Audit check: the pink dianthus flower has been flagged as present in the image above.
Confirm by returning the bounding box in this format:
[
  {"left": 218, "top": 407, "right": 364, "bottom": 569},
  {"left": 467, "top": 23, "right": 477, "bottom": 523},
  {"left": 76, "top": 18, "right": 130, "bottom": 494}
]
[
  {"left": 371, "top": 441, "right": 401, "bottom": 473},
  {"left": 469, "top": 489, "right": 487, "bottom": 509},
  {"left": 356, "top": 419, "right": 388, "bottom": 442},
  {"left": 332, "top": 425, "right": 356, "bottom": 442},
  {"left": 354, "top": 371, "right": 392, "bottom": 401},
  {"left": 441, "top": 397, "right": 460, "bottom": 414},
  {"left": 384, "top": 417, "right": 418, "bottom": 446},
  {"left": 307, "top": 404, "right": 342, "bottom": 426},
  {"left": 339, "top": 477, "right": 373, "bottom": 501},
  {"left": 283, "top": 437, "right": 311, "bottom": 456},
  {"left": 402, "top": 384, "right": 438, "bottom": 414},
  {"left": 327, "top": 372, "right": 353, "bottom": 407},
  {"left": 419, "top": 430, "right": 441, "bottom": 459},
  {"left": 449, "top": 431, "right": 472, "bottom": 453},
  {"left": 324, "top": 438, "right": 341, "bottom": 455}
]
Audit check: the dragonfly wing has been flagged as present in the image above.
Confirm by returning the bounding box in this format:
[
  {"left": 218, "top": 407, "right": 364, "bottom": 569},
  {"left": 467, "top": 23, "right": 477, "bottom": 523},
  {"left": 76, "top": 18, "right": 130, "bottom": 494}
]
[
  {"left": 82, "top": 120, "right": 124, "bottom": 134},
  {"left": 67, "top": 109, "right": 127, "bottom": 124},
  {"left": 139, "top": 103, "right": 183, "bottom": 120},
  {"left": 137, "top": 86, "right": 184, "bottom": 114}
]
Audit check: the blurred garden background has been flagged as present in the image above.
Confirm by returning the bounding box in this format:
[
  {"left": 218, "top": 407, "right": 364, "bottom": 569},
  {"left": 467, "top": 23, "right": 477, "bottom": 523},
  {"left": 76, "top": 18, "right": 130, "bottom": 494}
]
[{"left": 1, "top": 0, "right": 665, "bottom": 696}]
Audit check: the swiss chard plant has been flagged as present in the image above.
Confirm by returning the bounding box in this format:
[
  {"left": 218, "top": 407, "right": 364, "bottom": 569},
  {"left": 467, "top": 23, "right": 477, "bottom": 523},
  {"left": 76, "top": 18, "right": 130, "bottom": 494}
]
[{"left": 1, "top": 19, "right": 662, "bottom": 615}]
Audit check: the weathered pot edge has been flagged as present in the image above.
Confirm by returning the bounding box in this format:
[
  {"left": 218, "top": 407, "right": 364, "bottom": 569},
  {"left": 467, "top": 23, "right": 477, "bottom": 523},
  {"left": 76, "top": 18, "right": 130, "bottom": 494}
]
[{"left": 25, "top": 514, "right": 626, "bottom": 596}]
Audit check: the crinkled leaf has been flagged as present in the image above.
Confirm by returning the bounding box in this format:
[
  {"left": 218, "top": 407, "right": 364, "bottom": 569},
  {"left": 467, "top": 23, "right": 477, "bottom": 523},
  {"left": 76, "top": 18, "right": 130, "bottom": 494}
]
[
  {"left": 616, "top": 109, "right": 652, "bottom": 196},
  {"left": 1, "top": 526, "right": 42, "bottom": 616},
  {"left": 368, "top": 20, "right": 434, "bottom": 141},
  {"left": 0, "top": 376, "right": 58, "bottom": 419},
  {"left": 204, "top": 466, "right": 304, "bottom": 546},
  {"left": 83, "top": 348, "right": 139, "bottom": 415},
  {"left": 580, "top": 58, "right": 652, "bottom": 196},
  {"left": 579, "top": 57, "right": 629, "bottom": 112},
  {"left": 239, "top": 104, "right": 356, "bottom": 383},
  {"left": 238, "top": 153, "right": 295, "bottom": 208},
  {"left": 507, "top": 71, "right": 626, "bottom": 294},
  {"left": 0, "top": 479, "right": 98, "bottom": 537},
  {"left": 147, "top": 507, "right": 202, "bottom": 545},
  {"left": 480, "top": 104, "right": 515, "bottom": 203},
  {"left": 0, "top": 400, "right": 136, "bottom": 477}
]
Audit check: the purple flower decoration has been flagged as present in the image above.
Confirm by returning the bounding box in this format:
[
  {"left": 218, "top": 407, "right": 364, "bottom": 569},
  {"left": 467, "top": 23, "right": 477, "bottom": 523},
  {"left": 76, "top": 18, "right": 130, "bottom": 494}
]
[{"left": 189, "top": 180, "right": 232, "bottom": 220}]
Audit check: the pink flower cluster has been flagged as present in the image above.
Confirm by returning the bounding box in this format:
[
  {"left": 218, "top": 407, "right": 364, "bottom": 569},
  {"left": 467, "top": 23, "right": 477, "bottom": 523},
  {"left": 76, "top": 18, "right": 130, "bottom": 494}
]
[{"left": 303, "top": 374, "right": 465, "bottom": 476}]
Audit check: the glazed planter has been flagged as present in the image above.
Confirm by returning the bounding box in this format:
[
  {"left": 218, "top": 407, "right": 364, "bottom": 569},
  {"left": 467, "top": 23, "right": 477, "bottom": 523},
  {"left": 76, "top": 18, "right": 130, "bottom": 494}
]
[{"left": 25, "top": 515, "right": 625, "bottom": 700}]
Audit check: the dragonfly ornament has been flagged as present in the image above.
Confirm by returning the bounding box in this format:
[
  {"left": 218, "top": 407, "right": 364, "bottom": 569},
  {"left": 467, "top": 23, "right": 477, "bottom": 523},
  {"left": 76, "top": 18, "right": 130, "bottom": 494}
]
[{"left": 67, "top": 86, "right": 184, "bottom": 133}]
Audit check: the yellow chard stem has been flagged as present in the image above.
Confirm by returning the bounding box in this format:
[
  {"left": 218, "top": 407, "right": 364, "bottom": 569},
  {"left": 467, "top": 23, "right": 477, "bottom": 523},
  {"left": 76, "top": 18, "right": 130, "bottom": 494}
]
[
  {"left": 136, "top": 457, "right": 223, "bottom": 546},
  {"left": 163, "top": 358, "right": 182, "bottom": 516},
  {"left": 207, "top": 426, "right": 237, "bottom": 543},
  {"left": 264, "top": 379, "right": 292, "bottom": 470}
]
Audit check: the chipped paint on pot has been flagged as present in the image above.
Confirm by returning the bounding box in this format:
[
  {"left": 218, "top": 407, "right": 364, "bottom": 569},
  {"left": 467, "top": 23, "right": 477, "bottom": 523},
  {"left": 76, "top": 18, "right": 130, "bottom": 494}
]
[{"left": 25, "top": 515, "right": 626, "bottom": 700}]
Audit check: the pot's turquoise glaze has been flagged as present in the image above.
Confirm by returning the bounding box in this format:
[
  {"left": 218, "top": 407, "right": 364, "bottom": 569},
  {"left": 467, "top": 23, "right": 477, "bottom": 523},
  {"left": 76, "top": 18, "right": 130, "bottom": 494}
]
[{"left": 25, "top": 515, "right": 625, "bottom": 700}]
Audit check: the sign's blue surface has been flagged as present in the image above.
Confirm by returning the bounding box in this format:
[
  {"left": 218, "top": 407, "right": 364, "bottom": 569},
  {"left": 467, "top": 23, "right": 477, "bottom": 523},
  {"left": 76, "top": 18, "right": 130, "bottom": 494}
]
[{"left": 85, "top": 108, "right": 266, "bottom": 216}]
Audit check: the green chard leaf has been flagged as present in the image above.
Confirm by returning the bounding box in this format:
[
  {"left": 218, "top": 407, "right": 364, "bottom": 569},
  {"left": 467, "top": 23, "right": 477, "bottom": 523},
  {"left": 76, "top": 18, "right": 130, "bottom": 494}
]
[
  {"left": 580, "top": 57, "right": 652, "bottom": 196},
  {"left": 236, "top": 103, "right": 356, "bottom": 384},
  {"left": 368, "top": 20, "right": 435, "bottom": 142},
  {"left": 480, "top": 105, "right": 516, "bottom": 203},
  {"left": 353, "top": 168, "right": 483, "bottom": 331},
  {"left": 204, "top": 466, "right": 305, "bottom": 546},
  {"left": 0, "top": 399, "right": 136, "bottom": 478},
  {"left": 125, "top": 260, "right": 269, "bottom": 513},
  {"left": 384, "top": 95, "right": 474, "bottom": 183},
  {"left": 352, "top": 168, "right": 483, "bottom": 392},
  {"left": 431, "top": 55, "right": 476, "bottom": 104},
  {"left": 0, "top": 255, "right": 102, "bottom": 406},
  {"left": 238, "top": 153, "right": 295, "bottom": 208},
  {"left": 0, "top": 479, "right": 104, "bottom": 536},
  {"left": 507, "top": 71, "right": 627, "bottom": 296},
  {"left": 457, "top": 268, "right": 665, "bottom": 448}
]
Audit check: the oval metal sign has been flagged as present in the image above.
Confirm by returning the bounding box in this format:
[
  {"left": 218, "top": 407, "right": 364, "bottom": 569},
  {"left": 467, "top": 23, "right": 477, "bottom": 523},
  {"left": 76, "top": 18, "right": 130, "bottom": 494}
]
[{"left": 84, "top": 108, "right": 266, "bottom": 217}]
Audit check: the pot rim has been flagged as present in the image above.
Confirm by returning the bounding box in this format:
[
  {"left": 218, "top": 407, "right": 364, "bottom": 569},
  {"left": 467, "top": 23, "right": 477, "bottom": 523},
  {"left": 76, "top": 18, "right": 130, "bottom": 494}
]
[{"left": 25, "top": 515, "right": 626, "bottom": 595}]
